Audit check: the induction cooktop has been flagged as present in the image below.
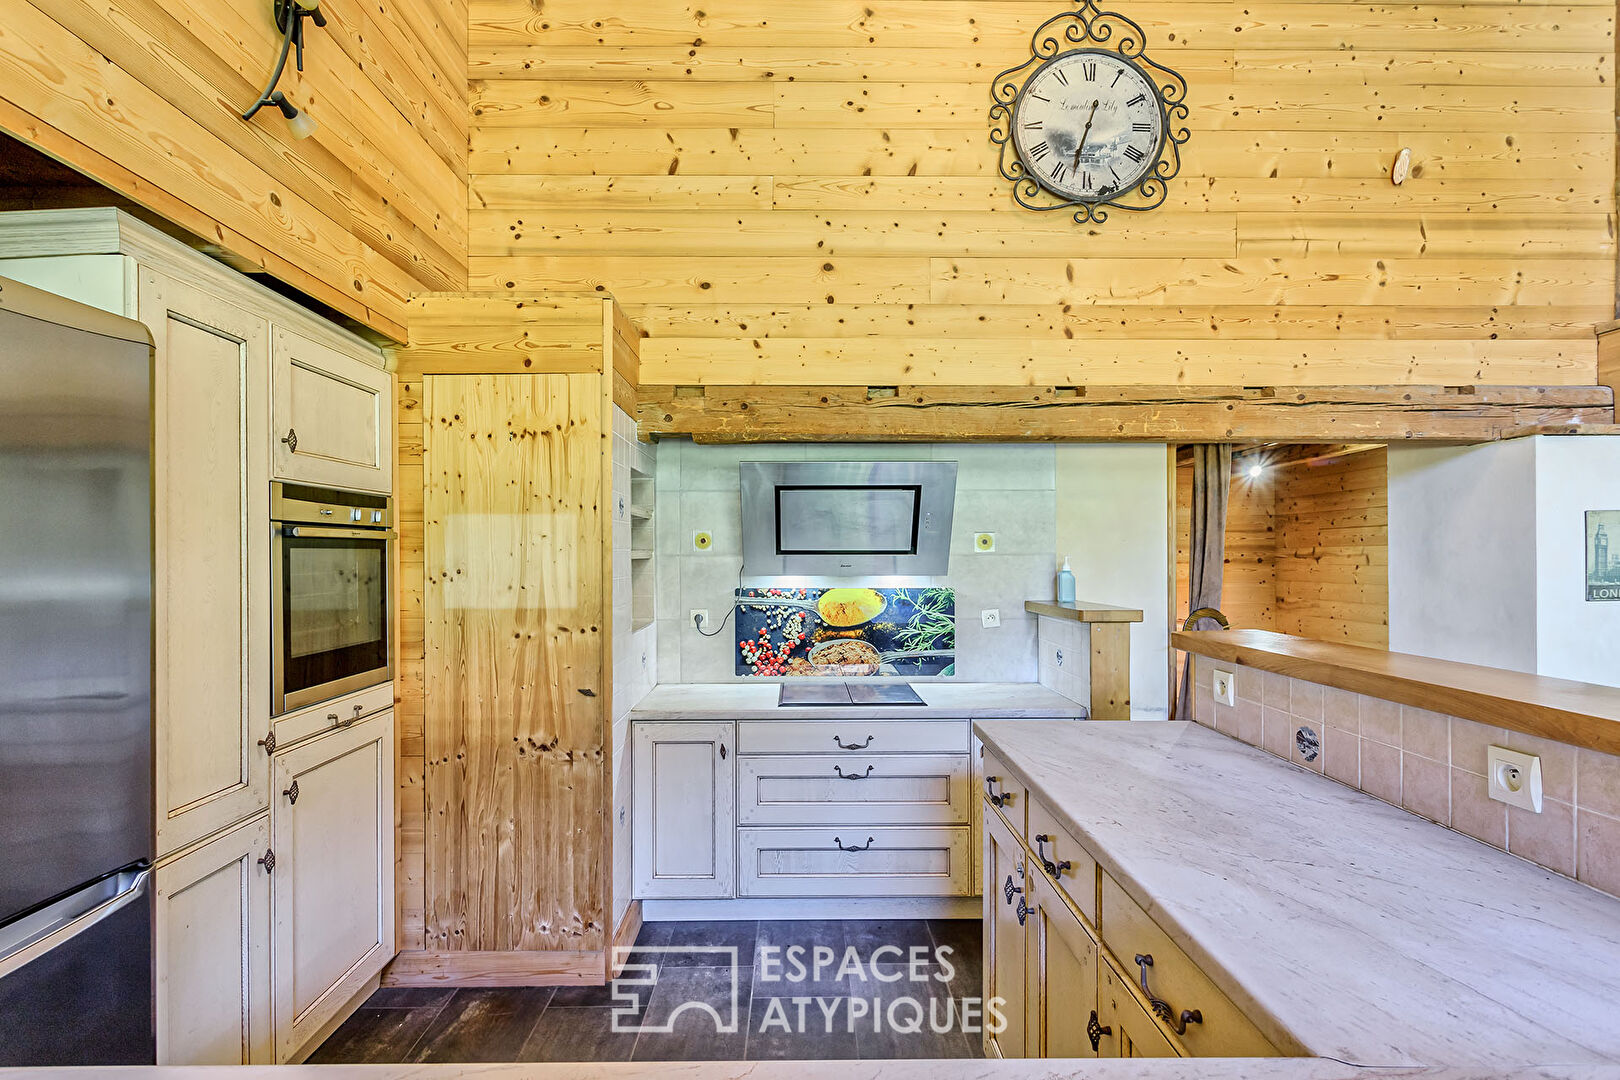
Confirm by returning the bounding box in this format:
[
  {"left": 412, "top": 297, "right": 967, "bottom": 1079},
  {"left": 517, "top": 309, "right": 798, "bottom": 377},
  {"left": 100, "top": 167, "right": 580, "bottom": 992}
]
[{"left": 778, "top": 683, "right": 925, "bottom": 707}]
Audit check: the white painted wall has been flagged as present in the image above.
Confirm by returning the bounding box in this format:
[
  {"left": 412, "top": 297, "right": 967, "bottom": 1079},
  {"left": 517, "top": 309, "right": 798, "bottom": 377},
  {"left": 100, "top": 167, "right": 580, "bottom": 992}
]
[
  {"left": 1054, "top": 444, "right": 1173, "bottom": 718},
  {"left": 1388, "top": 436, "right": 1620, "bottom": 687},
  {"left": 1388, "top": 441, "right": 1538, "bottom": 673},
  {"left": 1534, "top": 436, "right": 1620, "bottom": 685}
]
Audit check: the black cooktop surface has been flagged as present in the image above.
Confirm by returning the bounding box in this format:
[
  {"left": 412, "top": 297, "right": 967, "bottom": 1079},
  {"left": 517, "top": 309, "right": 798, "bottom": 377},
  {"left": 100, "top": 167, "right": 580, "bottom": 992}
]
[{"left": 777, "top": 683, "right": 925, "bottom": 706}]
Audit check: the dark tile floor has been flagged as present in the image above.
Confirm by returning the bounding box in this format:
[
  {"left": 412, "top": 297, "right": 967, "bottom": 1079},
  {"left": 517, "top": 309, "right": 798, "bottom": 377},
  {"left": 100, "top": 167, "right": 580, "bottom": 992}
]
[{"left": 312, "top": 919, "right": 986, "bottom": 1063}]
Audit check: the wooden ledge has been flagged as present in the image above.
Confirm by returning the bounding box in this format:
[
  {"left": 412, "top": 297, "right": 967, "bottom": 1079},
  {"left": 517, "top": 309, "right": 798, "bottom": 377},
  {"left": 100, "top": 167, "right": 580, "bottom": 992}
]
[
  {"left": 1026, "top": 599, "right": 1145, "bottom": 623},
  {"left": 1173, "top": 629, "right": 1620, "bottom": 757}
]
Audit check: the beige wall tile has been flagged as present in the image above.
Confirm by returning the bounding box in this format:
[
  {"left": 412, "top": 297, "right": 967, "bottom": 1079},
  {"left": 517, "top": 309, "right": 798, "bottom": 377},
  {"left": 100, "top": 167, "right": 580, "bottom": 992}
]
[
  {"left": 1234, "top": 698, "right": 1263, "bottom": 746},
  {"left": 1289, "top": 679, "right": 1324, "bottom": 723},
  {"left": 1577, "top": 809, "right": 1620, "bottom": 900},
  {"left": 1451, "top": 768, "right": 1507, "bottom": 849},
  {"left": 1262, "top": 670, "right": 1290, "bottom": 708},
  {"left": 1323, "top": 687, "right": 1359, "bottom": 735},
  {"left": 1361, "top": 741, "right": 1401, "bottom": 805},
  {"left": 1323, "top": 726, "right": 1360, "bottom": 787},
  {"left": 1578, "top": 749, "right": 1620, "bottom": 820},
  {"left": 1508, "top": 798, "right": 1577, "bottom": 878},
  {"left": 1261, "top": 706, "right": 1292, "bottom": 758},
  {"left": 1360, "top": 696, "right": 1402, "bottom": 747},
  {"left": 1235, "top": 665, "right": 1262, "bottom": 704},
  {"left": 1401, "top": 753, "right": 1451, "bottom": 826},
  {"left": 1402, "top": 706, "right": 1451, "bottom": 763},
  {"left": 1450, "top": 717, "right": 1501, "bottom": 777}
]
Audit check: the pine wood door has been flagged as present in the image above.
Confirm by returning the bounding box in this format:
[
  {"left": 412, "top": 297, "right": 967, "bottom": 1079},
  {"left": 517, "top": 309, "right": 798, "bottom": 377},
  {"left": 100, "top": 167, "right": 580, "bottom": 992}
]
[
  {"left": 982, "top": 801, "right": 1028, "bottom": 1057},
  {"left": 1025, "top": 869, "right": 1100, "bottom": 1058}
]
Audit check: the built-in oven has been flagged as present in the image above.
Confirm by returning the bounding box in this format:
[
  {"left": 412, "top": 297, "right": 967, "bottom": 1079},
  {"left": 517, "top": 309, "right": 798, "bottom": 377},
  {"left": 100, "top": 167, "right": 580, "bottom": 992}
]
[{"left": 271, "top": 482, "right": 394, "bottom": 716}]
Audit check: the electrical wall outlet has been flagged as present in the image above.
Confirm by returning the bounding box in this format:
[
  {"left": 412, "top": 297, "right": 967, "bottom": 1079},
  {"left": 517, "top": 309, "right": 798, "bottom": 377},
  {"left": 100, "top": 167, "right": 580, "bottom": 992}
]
[
  {"left": 981, "top": 608, "right": 1001, "bottom": 628},
  {"left": 692, "top": 531, "right": 713, "bottom": 551},
  {"left": 1212, "top": 669, "right": 1236, "bottom": 707},
  {"left": 1487, "top": 746, "right": 1543, "bottom": 812},
  {"left": 689, "top": 609, "right": 709, "bottom": 630},
  {"left": 974, "top": 532, "right": 996, "bottom": 552}
]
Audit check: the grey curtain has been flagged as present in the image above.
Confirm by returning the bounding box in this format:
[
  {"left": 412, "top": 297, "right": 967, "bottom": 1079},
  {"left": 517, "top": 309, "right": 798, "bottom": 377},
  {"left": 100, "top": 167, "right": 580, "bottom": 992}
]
[{"left": 1174, "top": 444, "right": 1233, "bottom": 719}]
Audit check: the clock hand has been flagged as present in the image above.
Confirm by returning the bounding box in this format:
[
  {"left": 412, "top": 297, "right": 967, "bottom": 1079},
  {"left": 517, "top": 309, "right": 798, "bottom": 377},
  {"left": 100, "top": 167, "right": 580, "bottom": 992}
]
[{"left": 1073, "top": 99, "right": 1100, "bottom": 167}]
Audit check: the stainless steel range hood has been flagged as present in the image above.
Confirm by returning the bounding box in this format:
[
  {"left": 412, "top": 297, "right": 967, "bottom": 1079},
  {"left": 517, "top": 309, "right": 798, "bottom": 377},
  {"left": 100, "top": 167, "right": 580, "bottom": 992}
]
[{"left": 740, "top": 460, "right": 956, "bottom": 577}]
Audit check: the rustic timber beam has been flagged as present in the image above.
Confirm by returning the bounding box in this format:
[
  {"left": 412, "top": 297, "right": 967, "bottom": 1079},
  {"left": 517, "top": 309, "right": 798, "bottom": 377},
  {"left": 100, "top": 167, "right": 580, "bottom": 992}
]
[{"left": 635, "top": 384, "right": 1615, "bottom": 444}]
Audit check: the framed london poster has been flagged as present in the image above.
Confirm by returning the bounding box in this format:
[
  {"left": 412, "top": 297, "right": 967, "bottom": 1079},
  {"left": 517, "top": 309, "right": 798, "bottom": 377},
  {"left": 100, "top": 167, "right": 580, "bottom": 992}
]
[{"left": 1589, "top": 510, "right": 1620, "bottom": 601}]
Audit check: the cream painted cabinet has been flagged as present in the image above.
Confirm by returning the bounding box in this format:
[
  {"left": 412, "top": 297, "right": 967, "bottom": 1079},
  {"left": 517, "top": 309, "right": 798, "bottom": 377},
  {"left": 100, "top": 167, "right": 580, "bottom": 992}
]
[
  {"left": 632, "top": 721, "right": 736, "bottom": 899},
  {"left": 982, "top": 802, "right": 1028, "bottom": 1058},
  {"left": 154, "top": 815, "right": 274, "bottom": 1065},
  {"left": 1025, "top": 869, "right": 1099, "bottom": 1058},
  {"left": 271, "top": 711, "right": 396, "bottom": 1062},
  {"left": 271, "top": 326, "right": 391, "bottom": 493},
  {"left": 140, "top": 268, "right": 273, "bottom": 858}
]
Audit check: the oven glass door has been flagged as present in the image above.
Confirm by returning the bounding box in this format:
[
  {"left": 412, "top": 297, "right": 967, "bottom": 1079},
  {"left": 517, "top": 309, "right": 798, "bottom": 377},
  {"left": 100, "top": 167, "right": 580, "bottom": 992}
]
[{"left": 276, "top": 528, "right": 390, "bottom": 713}]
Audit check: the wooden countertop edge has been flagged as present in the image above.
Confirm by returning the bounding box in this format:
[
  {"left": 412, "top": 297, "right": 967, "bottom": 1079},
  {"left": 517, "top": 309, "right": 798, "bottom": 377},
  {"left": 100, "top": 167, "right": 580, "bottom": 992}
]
[
  {"left": 1025, "top": 599, "right": 1145, "bottom": 623},
  {"left": 1173, "top": 630, "right": 1620, "bottom": 758}
]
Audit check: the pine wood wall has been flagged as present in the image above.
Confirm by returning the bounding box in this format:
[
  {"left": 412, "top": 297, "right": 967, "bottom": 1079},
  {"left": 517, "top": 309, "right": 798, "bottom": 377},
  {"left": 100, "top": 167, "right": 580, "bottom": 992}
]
[
  {"left": 468, "top": 0, "right": 1614, "bottom": 386},
  {"left": 0, "top": 0, "right": 470, "bottom": 340},
  {"left": 1175, "top": 448, "right": 1389, "bottom": 648}
]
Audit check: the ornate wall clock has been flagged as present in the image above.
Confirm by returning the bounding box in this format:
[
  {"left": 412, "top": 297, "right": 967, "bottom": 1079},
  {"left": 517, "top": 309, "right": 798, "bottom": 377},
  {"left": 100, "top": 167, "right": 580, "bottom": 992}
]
[{"left": 989, "top": 0, "right": 1190, "bottom": 224}]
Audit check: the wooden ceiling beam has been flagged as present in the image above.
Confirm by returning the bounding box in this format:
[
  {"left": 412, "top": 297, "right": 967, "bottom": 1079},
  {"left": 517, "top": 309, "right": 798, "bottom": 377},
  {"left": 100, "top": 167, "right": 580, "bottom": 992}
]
[{"left": 636, "top": 384, "right": 1615, "bottom": 445}]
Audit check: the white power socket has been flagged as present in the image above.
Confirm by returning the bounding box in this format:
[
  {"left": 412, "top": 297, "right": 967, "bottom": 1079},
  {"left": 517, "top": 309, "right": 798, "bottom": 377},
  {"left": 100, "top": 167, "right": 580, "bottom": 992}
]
[
  {"left": 981, "top": 608, "right": 1001, "bottom": 628},
  {"left": 1487, "top": 746, "right": 1543, "bottom": 813},
  {"left": 1212, "top": 669, "right": 1236, "bottom": 707},
  {"left": 689, "top": 609, "right": 709, "bottom": 630}
]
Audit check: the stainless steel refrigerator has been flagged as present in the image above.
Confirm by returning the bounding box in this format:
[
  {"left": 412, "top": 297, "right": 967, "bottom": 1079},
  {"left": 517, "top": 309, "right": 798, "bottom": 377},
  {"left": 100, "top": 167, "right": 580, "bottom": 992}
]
[{"left": 0, "top": 275, "right": 155, "bottom": 1065}]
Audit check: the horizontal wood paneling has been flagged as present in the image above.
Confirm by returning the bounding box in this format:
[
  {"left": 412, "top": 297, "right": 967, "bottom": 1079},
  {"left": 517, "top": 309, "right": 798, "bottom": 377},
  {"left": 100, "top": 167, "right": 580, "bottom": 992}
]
[
  {"left": 469, "top": 0, "right": 1614, "bottom": 387},
  {"left": 0, "top": 0, "right": 469, "bottom": 339}
]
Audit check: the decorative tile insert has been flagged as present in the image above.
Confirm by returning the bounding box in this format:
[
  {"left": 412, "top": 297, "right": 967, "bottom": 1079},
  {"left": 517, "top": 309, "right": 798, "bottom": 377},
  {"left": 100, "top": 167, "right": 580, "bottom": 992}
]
[{"left": 1190, "top": 653, "right": 1620, "bottom": 901}]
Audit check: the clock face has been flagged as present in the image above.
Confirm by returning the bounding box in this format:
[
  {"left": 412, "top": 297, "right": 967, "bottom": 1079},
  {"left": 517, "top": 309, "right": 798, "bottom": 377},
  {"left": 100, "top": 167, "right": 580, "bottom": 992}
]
[{"left": 1010, "top": 49, "right": 1167, "bottom": 202}]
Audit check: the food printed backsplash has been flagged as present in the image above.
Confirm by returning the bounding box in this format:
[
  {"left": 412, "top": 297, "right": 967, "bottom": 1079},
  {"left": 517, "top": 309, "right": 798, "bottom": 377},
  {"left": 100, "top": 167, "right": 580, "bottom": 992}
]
[{"left": 733, "top": 587, "right": 956, "bottom": 677}]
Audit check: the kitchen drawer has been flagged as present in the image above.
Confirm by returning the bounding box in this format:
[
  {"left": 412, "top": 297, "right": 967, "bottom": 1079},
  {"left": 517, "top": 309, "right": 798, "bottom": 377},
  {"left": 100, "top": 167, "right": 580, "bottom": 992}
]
[
  {"left": 981, "top": 747, "right": 1028, "bottom": 834},
  {"left": 737, "top": 826, "right": 973, "bottom": 897},
  {"left": 272, "top": 682, "right": 394, "bottom": 750},
  {"left": 1099, "top": 875, "right": 1278, "bottom": 1058},
  {"left": 1029, "top": 796, "right": 1099, "bottom": 926},
  {"left": 737, "top": 719, "right": 969, "bottom": 756},
  {"left": 738, "top": 753, "right": 970, "bottom": 826}
]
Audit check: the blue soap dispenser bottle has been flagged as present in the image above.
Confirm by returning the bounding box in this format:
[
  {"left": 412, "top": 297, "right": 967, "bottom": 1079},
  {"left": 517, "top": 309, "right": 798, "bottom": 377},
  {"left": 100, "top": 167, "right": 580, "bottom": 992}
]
[{"left": 1057, "top": 556, "right": 1076, "bottom": 604}]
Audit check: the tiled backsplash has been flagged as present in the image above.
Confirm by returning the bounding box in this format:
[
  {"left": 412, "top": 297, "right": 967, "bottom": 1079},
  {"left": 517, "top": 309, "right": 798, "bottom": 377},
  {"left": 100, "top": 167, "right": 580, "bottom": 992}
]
[
  {"left": 654, "top": 440, "right": 1058, "bottom": 682},
  {"left": 1192, "top": 654, "right": 1620, "bottom": 901},
  {"left": 1036, "top": 615, "right": 1092, "bottom": 711}
]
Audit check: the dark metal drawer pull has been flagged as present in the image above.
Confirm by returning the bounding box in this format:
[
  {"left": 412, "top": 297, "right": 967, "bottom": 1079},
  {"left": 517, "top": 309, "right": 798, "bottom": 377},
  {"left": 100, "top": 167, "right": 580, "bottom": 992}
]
[
  {"left": 1135, "top": 953, "right": 1203, "bottom": 1036},
  {"left": 1003, "top": 874, "right": 1022, "bottom": 904},
  {"left": 985, "top": 776, "right": 1012, "bottom": 807},
  {"left": 1087, "top": 1010, "right": 1111, "bottom": 1051},
  {"left": 834, "top": 734, "right": 874, "bottom": 750},
  {"left": 1034, "top": 834, "right": 1072, "bottom": 878},
  {"left": 834, "top": 764, "right": 874, "bottom": 780},
  {"left": 282, "top": 780, "right": 299, "bottom": 805},
  {"left": 834, "top": 835, "right": 875, "bottom": 852},
  {"left": 1016, "top": 895, "right": 1030, "bottom": 925}
]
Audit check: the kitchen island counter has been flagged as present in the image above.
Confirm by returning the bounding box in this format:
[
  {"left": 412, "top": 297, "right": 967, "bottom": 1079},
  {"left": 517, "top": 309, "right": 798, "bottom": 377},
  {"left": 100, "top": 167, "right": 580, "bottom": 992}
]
[
  {"left": 973, "top": 718, "right": 1620, "bottom": 1066},
  {"left": 629, "top": 681, "right": 1086, "bottom": 721}
]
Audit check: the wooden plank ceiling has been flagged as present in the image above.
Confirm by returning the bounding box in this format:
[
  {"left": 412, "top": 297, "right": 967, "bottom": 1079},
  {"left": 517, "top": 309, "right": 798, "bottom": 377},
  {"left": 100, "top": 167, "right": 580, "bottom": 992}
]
[
  {"left": 0, "top": 0, "right": 471, "bottom": 339},
  {"left": 468, "top": 0, "right": 1616, "bottom": 388}
]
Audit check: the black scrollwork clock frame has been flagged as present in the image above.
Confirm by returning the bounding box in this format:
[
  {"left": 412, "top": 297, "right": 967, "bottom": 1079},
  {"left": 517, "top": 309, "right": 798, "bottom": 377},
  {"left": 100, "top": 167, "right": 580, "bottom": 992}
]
[{"left": 989, "top": 0, "right": 1190, "bottom": 224}]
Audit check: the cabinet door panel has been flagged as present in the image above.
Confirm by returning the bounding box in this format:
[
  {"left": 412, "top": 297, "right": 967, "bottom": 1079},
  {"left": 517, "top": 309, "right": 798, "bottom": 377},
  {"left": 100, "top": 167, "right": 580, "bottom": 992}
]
[
  {"left": 982, "top": 802, "right": 1027, "bottom": 1058},
  {"left": 154, "top": 814, "right": 273, "bottom": 1065},
  {"left": 1026, "top": 871, "right": 1099, "bottom": 1058},
  {"left": 271, "top": 327, "right": 390, "bottom": 493},
  {"left": 272, "top": 711, "right": 395, "bottom": 1061},
  {"left": 141, "top": 269, "right": 271, "bottom": 858},
  {"left": 632, "top": 721, "right": 735, "bottom": 898}
]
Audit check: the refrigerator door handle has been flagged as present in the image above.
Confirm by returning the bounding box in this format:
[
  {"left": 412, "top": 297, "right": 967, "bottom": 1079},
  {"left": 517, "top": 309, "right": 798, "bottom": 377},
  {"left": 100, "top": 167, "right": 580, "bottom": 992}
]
[{"left": 0, "top": 868, "right": 151, "bottom": 981}]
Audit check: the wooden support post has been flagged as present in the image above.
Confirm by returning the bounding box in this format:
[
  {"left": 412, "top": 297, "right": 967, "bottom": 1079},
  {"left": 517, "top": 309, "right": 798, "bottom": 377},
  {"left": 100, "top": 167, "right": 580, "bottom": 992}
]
[{"left": 1089, "top": 623, "right": 1133, "bottom": 720}]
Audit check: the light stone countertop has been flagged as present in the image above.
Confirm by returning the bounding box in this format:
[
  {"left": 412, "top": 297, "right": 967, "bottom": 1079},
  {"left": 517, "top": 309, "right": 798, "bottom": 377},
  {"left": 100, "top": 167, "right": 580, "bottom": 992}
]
[
  {"left": 629, "top": 681, "right": 1086, "bottom": 721},
  {"left": 972, "top": 719, "right": 1620, "bottom": 1068},
  {"left": 13, "top": 1061, "right": 1620, "bottom": 1079}
]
